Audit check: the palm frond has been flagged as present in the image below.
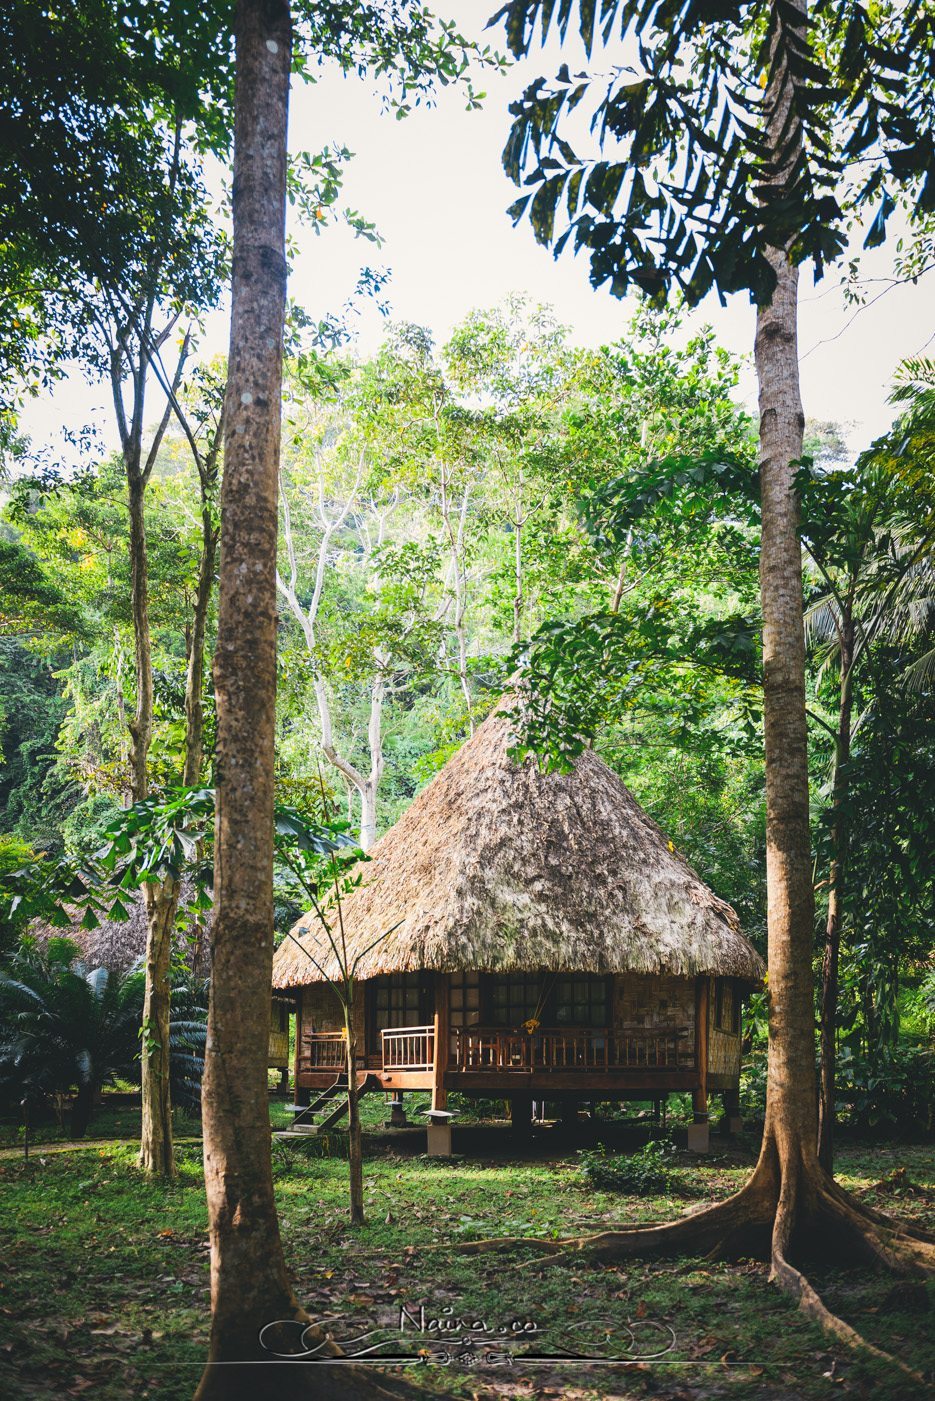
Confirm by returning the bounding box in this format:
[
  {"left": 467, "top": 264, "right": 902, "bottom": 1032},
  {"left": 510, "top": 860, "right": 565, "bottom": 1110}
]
[{"left": 903, "top": 645, "right": 935, "bottom": 692}]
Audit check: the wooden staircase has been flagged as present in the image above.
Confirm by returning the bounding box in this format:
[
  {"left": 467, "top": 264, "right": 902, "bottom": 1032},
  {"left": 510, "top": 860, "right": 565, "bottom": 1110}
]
[{"left": 274, "top": 1076, "right": 354, "bottom": 1139}]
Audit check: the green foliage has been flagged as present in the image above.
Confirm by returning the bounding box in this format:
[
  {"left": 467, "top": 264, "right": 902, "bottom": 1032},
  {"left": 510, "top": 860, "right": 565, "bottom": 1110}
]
[
  {"left": 0, "top": 938, "right": 143, "bottom": 1130},
  {"left": 97, "top": 789, "right": 216, "bottom": 899},
  {"left": 0, "top": 937, "right": 208, "bottom": 1125},
  {"left": 494, "top": 1, "right": 935, "bottom": 306},
  {"left": 0, "top": 835, "right": 39, "bottom": 960},
  {"left": 577, "top": 1138, "right": 681, "bottom": 1195},
  {"left": 0, "top": 535, "right": 87, "bottom": 638},
  {"left": 835, "top": 1040, "right": 933, "bottom": 1139},
  {"left": 166, "top": 972, "right": 208, "bottom": 1112},
  {"left": 0, "top": 640, "right": 78, "bottom": 856},
  {"left": 509, "top": 605, "right": 762, "bottom": 770}
]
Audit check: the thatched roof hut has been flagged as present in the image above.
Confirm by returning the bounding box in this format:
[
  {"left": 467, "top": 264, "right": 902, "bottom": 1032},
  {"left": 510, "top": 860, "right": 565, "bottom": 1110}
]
[
  {"left": 272, "top": 703, "right": 764, "bottom": 990},
  {"left": 30, "top": 880, "right": 210, "bottom": 978}
]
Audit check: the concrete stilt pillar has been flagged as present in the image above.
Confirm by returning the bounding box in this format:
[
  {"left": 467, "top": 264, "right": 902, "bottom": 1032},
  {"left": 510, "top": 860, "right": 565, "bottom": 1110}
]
[
  {"left": 424, "top": 1109, "right": 456, "bottom": 1157},
  {"left": 387, "top": 1092, "right": 408, "bottom": 1128}
]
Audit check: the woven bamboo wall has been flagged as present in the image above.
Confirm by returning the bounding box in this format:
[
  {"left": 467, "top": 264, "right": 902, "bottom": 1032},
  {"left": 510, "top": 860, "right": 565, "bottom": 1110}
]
[{"left": 612, "top": 974, "right": 696, "bottom": 1033}]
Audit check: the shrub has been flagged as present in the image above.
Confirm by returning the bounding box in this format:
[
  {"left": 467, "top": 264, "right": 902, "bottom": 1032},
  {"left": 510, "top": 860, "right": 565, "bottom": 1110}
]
[
  {"left": 578, "top": 1138, "right": 680, "bottom": 1195},
  {"left": 836, "top": 1041, "right": 933, "bottom": 1138},
  {"left": 0, "top": 937, "right": 143, "bottom": 1133}
]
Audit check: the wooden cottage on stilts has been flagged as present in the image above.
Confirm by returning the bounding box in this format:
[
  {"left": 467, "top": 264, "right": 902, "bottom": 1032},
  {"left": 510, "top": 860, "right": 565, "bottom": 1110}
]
[{"left": 271, "top": 703, "right": 764, "bottom": 1154}]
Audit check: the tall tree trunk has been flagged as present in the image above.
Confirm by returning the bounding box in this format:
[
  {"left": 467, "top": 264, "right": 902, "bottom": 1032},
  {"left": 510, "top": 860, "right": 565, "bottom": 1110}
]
[
  {"left": 182, "top": 508, "right": 219, "bottom": 976},
  {"left": 817, "top": 622, "right": 854, "bottom": 1172},
  {"left": 127, "top": 474, "right": 154, "bottom": 802},
  {"left": 741, "top": 0, "right": 819, "bottom": 1244},
  {"left": 129, "top": 439, "right": 178, "bottom": 1178},
  {"left": 513, "top": 510, "right": 523, "bottom": 645},
  {"left": 196, "top": 16, "right": 419, "bottom": 1394},
  {"left": 140, "top": 882, "right": 178, "bottom": 1175},
  {"left": 748, "top": 239, "right": 822, "bottom": 1245},
  {"left": 195, "top": 0, "right": 299, "bottom": 1388},
  {"left": 184, "top": 508, "right": 219, "bottom": 788},
  {"left": 137, "top": 401, "right": 220, "bottom": 1174},
  {"left": 462, "top": 8, "right": 935, "bottom": 1360},
  {"left": 438, "top": 469, "right": 473, "bottom": 731}
]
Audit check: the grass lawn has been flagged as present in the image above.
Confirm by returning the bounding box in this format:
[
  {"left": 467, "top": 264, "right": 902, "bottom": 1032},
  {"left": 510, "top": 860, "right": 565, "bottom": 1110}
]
[{"left": 0, "top": 1100, "right": 932, "bottom": 1400}]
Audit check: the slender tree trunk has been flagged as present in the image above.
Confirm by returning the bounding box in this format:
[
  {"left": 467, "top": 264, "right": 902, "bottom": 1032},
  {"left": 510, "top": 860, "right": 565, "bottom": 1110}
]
[
  {"left": 184, "top": 509, "right": 219, "bottom": 788},
  {"left": 183, "top": 509, "right": 218, "bottom": 975},
  {"left": 127, "top": 473, "right": 154, "bottom": 802},
  {"left": 513, "top": 511, "right": 523, "bottom": 645},
  {"left": 195, "top": 0, "right": 301, "bottom": 1387},
  {"left": 452, "top": 498, "right": 472, "bottom": 729},
  {"left": 439, "top": 468, "right": 473, "bottom": 730},
  {"left": 360, "top": 667, "right": 385, "bottom": 850},
  {"left": 817, "top": 622, "right": 854, "bottom": 1172},
  {"left": 748, "top": 237, "right": 823, "bottom": 1236},
  {"left": 140, "top": 881, "right": 178, "bottom": 1176},
  {"left": 71, "top": 1079, "right": 94, "bottom": 1139},
  {"left": 128, "top": 431, "right": 178, "bottom": 1177},
  {"left": 139, "top": 407, "right": 220, "bottom": 1173},
  {"left": 345, "top": 997, "right": 365, "bottom": 1226}
]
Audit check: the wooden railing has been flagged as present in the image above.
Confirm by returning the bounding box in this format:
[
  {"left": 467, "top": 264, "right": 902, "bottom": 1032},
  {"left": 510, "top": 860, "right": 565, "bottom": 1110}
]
[
  {"left": 454, "top": 1025, "right": 691, "bottom": 1072},
  {"left": 300, "top": 1031, "right": 346, "bottom": 1070},
  {"left": 299, "top": 1024, "right": 690, "bottom": 1077},
  {"left": 381, "top": 1025, "right": 435, "bottom": 1072}
]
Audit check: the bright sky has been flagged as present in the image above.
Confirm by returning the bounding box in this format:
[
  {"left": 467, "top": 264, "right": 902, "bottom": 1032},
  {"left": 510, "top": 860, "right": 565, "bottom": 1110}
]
[{"left": 20, "top": 1, "right": 935, "bottom": 459}]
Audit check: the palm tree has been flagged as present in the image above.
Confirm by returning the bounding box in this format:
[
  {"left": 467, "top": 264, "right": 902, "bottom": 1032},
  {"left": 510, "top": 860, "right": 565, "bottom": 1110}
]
[{"left": 0, "top": 937, "right": 143, "bottom": 1135}]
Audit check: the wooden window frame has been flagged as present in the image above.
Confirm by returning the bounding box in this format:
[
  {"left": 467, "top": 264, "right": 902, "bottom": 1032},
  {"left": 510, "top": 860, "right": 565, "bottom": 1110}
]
[
  {"left": 366, "top": 973, "right": 433, "bottom": 1054},
  {"left": 481, "top": 972, "right": 546, "bottom": 1027},
  {"left": 480, "top": 972, "right": 611, "bottom": 1029},
  {"left": 553, "top": 973, "right": 611, "bottom": 1028}
]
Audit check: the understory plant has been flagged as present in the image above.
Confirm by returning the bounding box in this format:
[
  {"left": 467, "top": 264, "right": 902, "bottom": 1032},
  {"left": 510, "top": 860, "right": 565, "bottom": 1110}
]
[
  {"left": 578, "top": 1138, "right": 681, "bottom": 1196},
  {"left": 0, "top": 937, "right": 209, "bottom": 1133},
  {"left": 0, "top": 937, "right": 142, "bottom": 1135}
]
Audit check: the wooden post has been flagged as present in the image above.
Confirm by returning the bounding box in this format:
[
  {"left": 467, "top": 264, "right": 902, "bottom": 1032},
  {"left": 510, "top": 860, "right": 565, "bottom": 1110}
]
[
  {"left": 688, "top": 976, "right": 710, "bottom": 1152},
  {"left": 511, "top": 1095, "right": 532, "bottom": 1134},
  {"left": 291, "top": 991, "right": 308, "bottom": 1106},
  {"left": 722, "top": 1087, "right": 743, "bottom": 1136},
  {"left": 432, "top": 972, "right": 449, "bottom": 1111}
]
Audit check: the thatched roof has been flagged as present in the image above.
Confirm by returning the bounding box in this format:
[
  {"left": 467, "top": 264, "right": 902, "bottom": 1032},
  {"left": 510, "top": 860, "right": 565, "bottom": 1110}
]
[
  {"left": 30, "top": 880, "right": 209, "bottom": 977},
  {"left": 272, "top": 703, "right": 764, "bottom": 989}
]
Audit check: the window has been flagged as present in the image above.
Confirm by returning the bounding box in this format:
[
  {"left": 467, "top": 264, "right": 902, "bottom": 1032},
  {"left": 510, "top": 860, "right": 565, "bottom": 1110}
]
[
  {"left": 449, "top": 972, "right": 480, "bottom": 1027},
  {"left": 485, "top": 973, "right": 547, "bottom": 1027},
  {"left": 369, "top": 973, "right": 429, "bottom": 1052},
  {"left": 449, "top": 972, "right": 480, "bottom": 1059},
  {"left": 554, "top": 975, "right": 609, "bottom": 1028}
]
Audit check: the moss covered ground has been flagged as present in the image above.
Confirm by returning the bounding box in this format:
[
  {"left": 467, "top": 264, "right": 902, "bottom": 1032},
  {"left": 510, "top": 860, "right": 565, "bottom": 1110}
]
[{"left": 0, "top": 1100, "right": 932, "bottom": 1399}]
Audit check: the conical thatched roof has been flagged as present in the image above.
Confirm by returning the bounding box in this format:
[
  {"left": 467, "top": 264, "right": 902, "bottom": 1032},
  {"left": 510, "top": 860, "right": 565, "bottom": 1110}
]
[
  {"left": 29, "top": 880, "right": 210, "bottom": 978},
  {"left": 272, "top": 703, "right": 764, "bottom": 989}
]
